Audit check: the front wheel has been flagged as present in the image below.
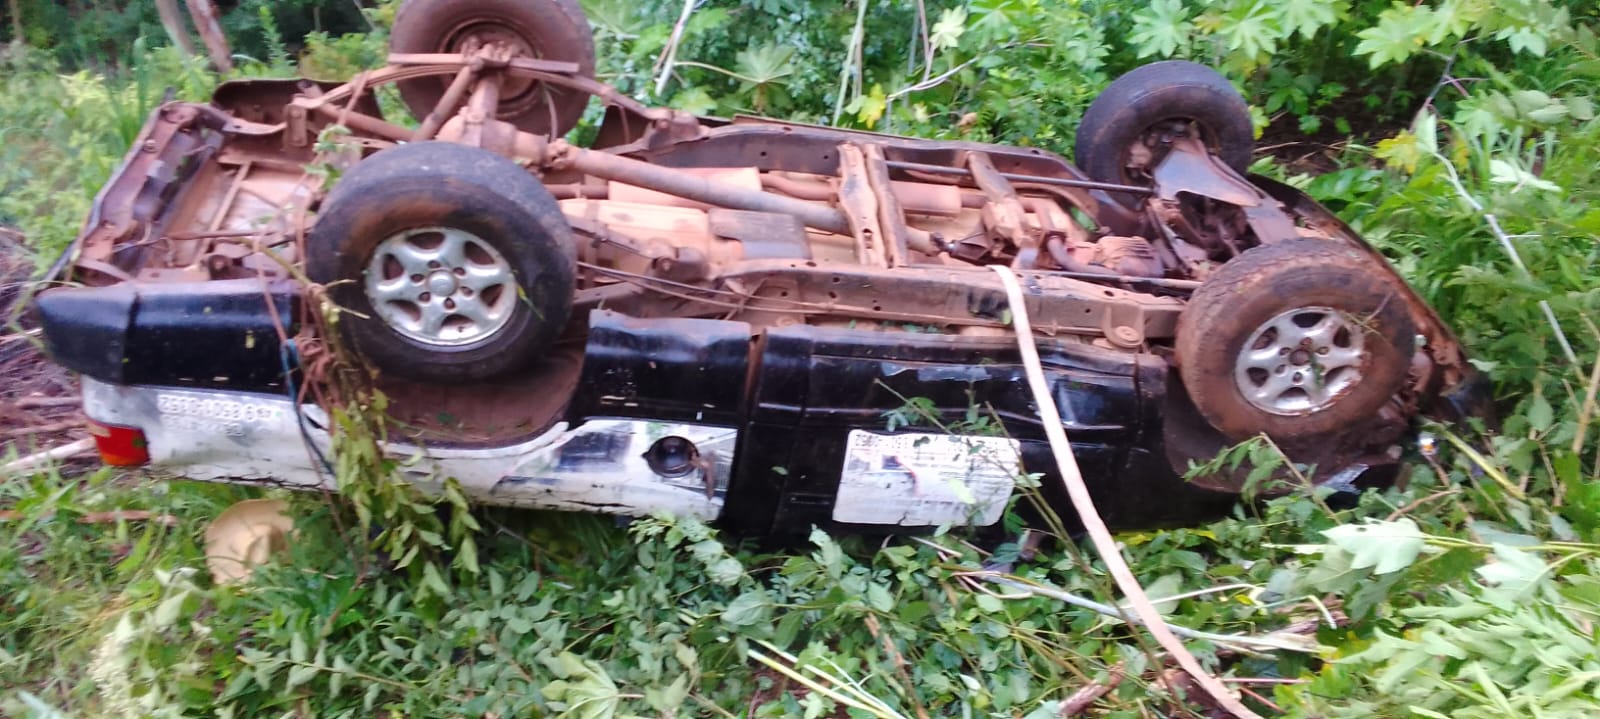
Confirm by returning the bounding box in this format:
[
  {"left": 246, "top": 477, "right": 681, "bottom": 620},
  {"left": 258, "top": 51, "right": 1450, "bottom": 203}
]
[
  {"left": 1175, "top": 239, "right": 1417, "bottom": 442},
  {"left": 307, "top": 142, "right": 576, "bottom": 384}
]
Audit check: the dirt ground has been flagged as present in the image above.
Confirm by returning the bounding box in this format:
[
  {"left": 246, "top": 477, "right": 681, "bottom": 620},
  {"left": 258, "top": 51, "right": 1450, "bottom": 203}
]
[{"left": 0, "top": 228, "right": 87, "bottom": 466}]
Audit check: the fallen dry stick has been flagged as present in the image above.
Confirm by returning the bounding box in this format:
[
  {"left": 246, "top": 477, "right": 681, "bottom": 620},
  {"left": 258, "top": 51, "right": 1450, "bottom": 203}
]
[
  {"left": 1, "top": 437, "right": 94, "bottom": 475},
  {"left": 14, "top": 396, "right": 81, "bottom": 409},
  {"left": 1, "top": 420, "right": 82, "bottom": 439},
  {"left": 1059, "top": 662, "right": 1125, "bottom": 716},
  {"left": 0, "top": 328, "right": 42, "bottom": 344},
  {"left": 0, "top": 509, "right": 177, "bottom": 526}
]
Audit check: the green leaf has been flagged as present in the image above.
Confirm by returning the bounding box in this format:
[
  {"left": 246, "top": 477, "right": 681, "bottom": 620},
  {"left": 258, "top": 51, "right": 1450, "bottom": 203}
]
[
  {"left": 930, "top": 7, "right": 968, "bottom": 51},
  {"left": 1412, "top": 109, "right": 1438, "bottom": 157},
  {"left": 1279, "top": 0, "right": 1343, "bottom": 39},
  {"left": 1489, "top": 159, "right": 1562, "bottom": 193},
  {"left": 684, "top": 7, "right": 730, "bottom": 37},
  {"left": 707, "top": 556, "right": 745, "bottom": 586},
  {"left": 1355, "top": 5, "right": 1426, "bottom": 68},
  {"left": 1496, "top": 25, "right": 1548, "bottom": 56},
  {"left": 421, "top": 562, "right": 452, "bottom": 599},
  {"left": 1526, "top": 393, "right": 1554, "bottom": 432},
  {"left": 285, "top": 664, "right": 319, "bottom": 690},
  {"left": 455, "top": 535, "right": 480, "bottom": 576},
  {"left": 1128, "top": 0, "right": 1193, "bottom": 58},
  {"left": 866, "top": 582, "right": 894, "bottom": 613},
  {"left": 734, "top": 44, "right": 796, "bottom": 86},
  {"left": 774, "top": 610, "right": 807, "bottom": 648},
  {"left": 1474, "top": 544, "right": 1548, "bottom": 596},
  {"left": 721, "top": 590, "right": 771, "bottom": 628},
  {"left": 541, "top": 653, "right": 621, "bottom": 719},
  {"left": 329, "top": 656, "right": 349, "bottom": 695},
  {"left": 152, "top": 590, "right": 187, "bottom": 629},
  {"left": 671, "top": 87, "right": 718, "bottom": 116},
  {"left": 1219, "top": 2, "right": 1283, "bottom": 60},
  {"left": 810, "top": 528, "right": 845, "bottom": 578},
  {"left": 1322, "top": 518, "right": 1426, "bottom": 575},
  {"left": 853, "top": 85, "right": 888, "bottom": 128},
  {"left": 1373, "top": 130, "right": 1424, "bottom": 173}
]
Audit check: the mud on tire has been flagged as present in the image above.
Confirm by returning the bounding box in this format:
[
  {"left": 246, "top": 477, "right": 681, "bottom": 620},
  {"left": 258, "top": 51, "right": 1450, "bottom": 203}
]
[
  {"left": 390, "top": 0, "right": 596, "bottom": 138},
  {"left": 1075, "top": 60, "right": 1254, "bottom": 205},
  {"left": 307, "top": 141, "right": 576, "bottom": 384},
  {"left": 1175, "top": 238, "right": 1417, "bottom": 443}
]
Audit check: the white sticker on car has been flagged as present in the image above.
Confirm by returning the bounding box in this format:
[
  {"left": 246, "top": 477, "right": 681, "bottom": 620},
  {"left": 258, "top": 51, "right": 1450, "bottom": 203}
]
[{"left": 833, "top": 430, "right": 1022, "bottom": 527}]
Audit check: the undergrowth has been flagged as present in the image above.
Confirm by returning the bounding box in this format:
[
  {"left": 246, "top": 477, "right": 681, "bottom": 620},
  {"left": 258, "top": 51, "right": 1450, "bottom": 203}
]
[{"left": 2, "top": 2, "right": 1600, "bottom": 718}]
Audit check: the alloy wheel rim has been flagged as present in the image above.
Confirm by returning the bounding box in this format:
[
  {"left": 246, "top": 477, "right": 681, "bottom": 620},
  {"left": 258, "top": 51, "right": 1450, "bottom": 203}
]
[
  {"left": 1233, "top": 306, "right": 1367, "bottom": 415},
  {"left": 364, "top": 226, "right": 516, "bottom": 347}
]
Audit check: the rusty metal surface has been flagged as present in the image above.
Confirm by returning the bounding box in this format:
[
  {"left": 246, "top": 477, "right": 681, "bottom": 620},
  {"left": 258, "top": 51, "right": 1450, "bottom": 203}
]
[{"left": 554, "top": 140, "right": 852, "bottom": 235}]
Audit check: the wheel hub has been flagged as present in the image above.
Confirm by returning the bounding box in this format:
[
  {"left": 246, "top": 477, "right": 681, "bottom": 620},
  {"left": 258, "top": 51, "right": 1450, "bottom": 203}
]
[
  {"left": 364, "top": 227, "right": 516, "bottom": 347},
  {"left": 447, "top": 22, "right": 541, "bottom": 107},
  {"left": 426, "top": 271, "right": 459, "bottom": 297},
  {"left": 1233, "top": 306, "right": 1367, "bottom": 416}
]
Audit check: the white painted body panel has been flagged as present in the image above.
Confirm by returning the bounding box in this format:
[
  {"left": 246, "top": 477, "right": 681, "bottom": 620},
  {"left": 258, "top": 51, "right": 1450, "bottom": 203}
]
[{"left": 81, "top": 378, "right": 732, "bottom": 520}]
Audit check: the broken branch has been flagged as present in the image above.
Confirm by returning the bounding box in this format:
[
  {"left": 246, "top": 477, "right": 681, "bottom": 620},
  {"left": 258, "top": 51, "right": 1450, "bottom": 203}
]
[
  {"left": 14, "top": 396, "right": 80, "bottom": 409},
  {"left": 0, "top": 509, "right": 176, "bottom": 526},
  {"left": 184, "top": 0, "right": 234, "bottom": 73},
  {"left": 1, "top": 437, "right": 94, "bottom": 475},
  {"left": 2, "top": 421, "right": 81, "bottom": 439},
  {"left": 1058, "top": 663, "right": 1125, "bottom": 716},
  {"left": 652, "top": 0, "right": 698, "bottom": 96}
]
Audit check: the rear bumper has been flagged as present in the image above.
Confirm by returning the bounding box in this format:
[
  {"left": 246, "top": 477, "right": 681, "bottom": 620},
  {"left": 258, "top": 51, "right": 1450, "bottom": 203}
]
[{"left": 35, "top": 279, "right": 300, "bottom": 389}]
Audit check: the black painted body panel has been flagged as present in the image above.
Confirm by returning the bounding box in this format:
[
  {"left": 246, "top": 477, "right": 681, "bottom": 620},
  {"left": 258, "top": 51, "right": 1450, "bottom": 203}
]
[
  {"left": 573, "top": 311, "right": 753, "bottom": 427},
  {"left": 36, "top": 287, "right": 1241, "bottom": 535},
  {"left": 35, "top": 279, "right": 298, "bottom": 389}
]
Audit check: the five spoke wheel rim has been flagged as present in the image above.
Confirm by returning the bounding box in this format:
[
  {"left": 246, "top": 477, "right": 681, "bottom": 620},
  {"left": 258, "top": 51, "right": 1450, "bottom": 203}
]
[
  {"left": 1234, "top": 306, "right": 1367, "bottom": 416},
  {"left": 364, "top": 226, "right": 516, "bottom": 347}
]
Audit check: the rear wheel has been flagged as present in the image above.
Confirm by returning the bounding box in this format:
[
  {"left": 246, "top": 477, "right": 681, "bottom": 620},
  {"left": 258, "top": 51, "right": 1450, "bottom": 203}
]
[
  {"left": 390, "top": 0, "right": 596, "bottom": 138},
  {"left": 307, "top": 141, "right": 576, "bottom": 383},
  {"left": 1175, "top": 239, "right": 1416, "bottom": 442},
  {"left": 1075, "top": 61, "right": 1254, "bottom": 206}
]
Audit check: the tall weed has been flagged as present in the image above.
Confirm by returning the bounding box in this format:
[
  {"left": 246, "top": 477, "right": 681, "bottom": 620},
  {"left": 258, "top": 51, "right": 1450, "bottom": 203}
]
[{"left": 0, "top": 41, "right": 216, "bottom": 262}]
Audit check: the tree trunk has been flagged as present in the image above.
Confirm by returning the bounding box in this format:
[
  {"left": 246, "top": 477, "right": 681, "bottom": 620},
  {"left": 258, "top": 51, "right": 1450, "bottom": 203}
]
[
  {"left": 7, "top": 0, "right": 22, "bottom": 45},
  {"left": 153, "top": 0, "right": 198, "bottom": 57},
  {"left": 184, "top": 0, "right": 234, "bottom": 73}
]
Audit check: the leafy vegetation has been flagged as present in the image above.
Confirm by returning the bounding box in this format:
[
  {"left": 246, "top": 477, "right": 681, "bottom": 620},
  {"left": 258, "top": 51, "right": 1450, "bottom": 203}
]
[{"left": 3, "top": 1, "right": 1600, "bottom": 717}]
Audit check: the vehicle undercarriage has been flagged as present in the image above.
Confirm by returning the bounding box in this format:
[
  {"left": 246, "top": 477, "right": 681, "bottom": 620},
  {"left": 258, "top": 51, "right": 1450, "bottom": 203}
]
[{"left": 33, "top": 0, "right": 1491, "bottom": 536}]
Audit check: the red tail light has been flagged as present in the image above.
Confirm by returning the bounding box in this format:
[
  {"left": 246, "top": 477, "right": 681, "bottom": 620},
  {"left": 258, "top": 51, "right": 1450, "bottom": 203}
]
[{"left": 87, "top": 419, "right": 150, "bottom": 466}]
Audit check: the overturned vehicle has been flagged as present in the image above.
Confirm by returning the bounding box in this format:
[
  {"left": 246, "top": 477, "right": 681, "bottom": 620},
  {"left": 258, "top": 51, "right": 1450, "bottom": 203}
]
[{"left": 34, "top": 0, "right": 1487, "bottom": 538}]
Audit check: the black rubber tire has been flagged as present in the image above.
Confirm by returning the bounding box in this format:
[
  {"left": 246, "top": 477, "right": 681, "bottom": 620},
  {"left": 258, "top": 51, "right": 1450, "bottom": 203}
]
[
  {"left": 391, "top": 0, "right": 596, "bottom": 138},
  {"left": 307, "top": 141, "right": 576, "bottom": 384},
  {"left": 1175, "top": 238, "right": 1416, "bottom": 442},
  {"left": 1075, "top": 61, "right": 1253, "bottom": 203}
]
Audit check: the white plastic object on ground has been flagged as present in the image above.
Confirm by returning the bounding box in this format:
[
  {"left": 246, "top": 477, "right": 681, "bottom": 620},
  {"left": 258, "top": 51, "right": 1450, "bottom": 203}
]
[{"left": 986, "top": 264, "right": 1262, "bottom": 719}]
